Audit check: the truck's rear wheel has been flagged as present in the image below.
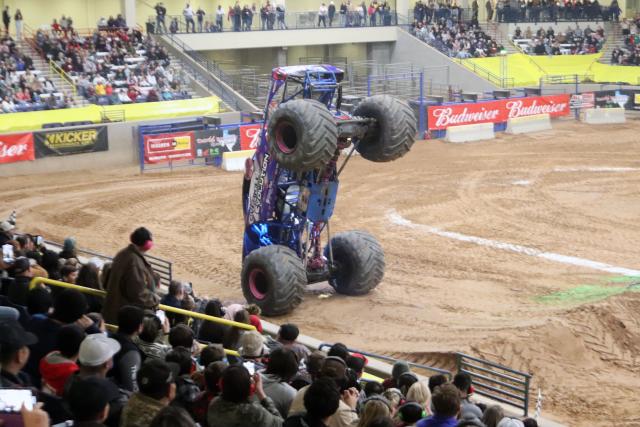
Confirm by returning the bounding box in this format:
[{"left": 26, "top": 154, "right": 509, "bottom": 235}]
[
  {"left": 241, "top": 245, "right": 305, "bottom": 316},
  {"left": 325, "top": 230, "right": 385, "bottom": 295},
  {"left": 268, "top": 99, "right": 338, "bottom": 172},
  {"left": 353, "top": 95, "right": 417, "bottom": 162}
]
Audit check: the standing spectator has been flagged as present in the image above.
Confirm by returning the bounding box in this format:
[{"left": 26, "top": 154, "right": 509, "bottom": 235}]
[
  {"left": 472, "top": 0, "right": 479, "bottom": 21},
  {"left": 207, "top": 365, "right": 284, "bottom": 427},
  {"left": 155, "top": 2, "right": 167, "bottom": 33},
  {"left": 14, "top": 9, "right": 22, "bottom": 40},
  {"left": 102, "top": 227, "right": 159, "bottom": 325},
  {"left": 216, "top": 5, "right": 224, "bottom": 31},
  {"left": 110, "top": 305, "right": 145, "bottom": 392},
  {"left": 184, "top": 3, "right": 195, "bottom": 33},
  {"left": 2, "top": 6, "right": 10, "bottom": 35},
  {"left": 485, "top": 0, "right": 493, "bottom": 21},
  {"left": 318, "top": 3, "right": 328, "bottom": 27},
  {"left": 328, "top": 1, "right": 337, "bottom": 26},
  {"left": 120, "top": 359, "right": 177, "bottom": 427},
  {"left": 276, "top": 3, "right": 287, "bottom": 30},
  {"left": 169, "top": 18, "right": 178, "bottom": 33},
  {"left": 339, "top": 1, "right": 347, "bottom": 26},
  {"left": 196, "top": 6, "right": 205, "bottom": 32},
  {"left": 233, "top": 1, "right": 242, "bottom": 31}
]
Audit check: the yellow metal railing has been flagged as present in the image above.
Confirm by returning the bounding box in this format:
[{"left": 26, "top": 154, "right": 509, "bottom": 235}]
[
  {"left": 29, "top": 277, "right": 256, "bottom": 331},
  {"left": 48, "top": 61, "right": 77, "bottom": 97}
]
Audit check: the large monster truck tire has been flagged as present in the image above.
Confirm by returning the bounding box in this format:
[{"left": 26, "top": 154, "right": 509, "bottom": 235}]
[
  {"left": 352, "top": 95, "right": 417, "bottom": 162},
  {"left": 325, "top": 230, "right": 385, "bottom": 296},
  {"left": 267, "top": 99, "right": 338, "bottom": 172},
  {"left": 241, "top": 245, "right": 305, "bottom": 316}
]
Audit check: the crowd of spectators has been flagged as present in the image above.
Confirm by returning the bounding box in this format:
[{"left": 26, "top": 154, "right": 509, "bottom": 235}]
[
  {"left": 411, "top": 19, "right": 503, "bottom": 58},
  {"left": 0, "top": 215, "right": 543, "bottom": 427},
  {"left": 512, "top": 23, "right": 605, "bottom": 54},
  {"left": 153, "top": 1, "right": 394, "bottom": 34},
  {"left": 32, "top": 18, "right": 190, "bottom": 106},
  {"left": 484, "top": 0, "right": 620, "bottom": 23},
  {"left": 611, "top": 17, "right": 640, "bottom": 65},
  {"left": 0, "top": 35, "right": 73, "bottom": 113}
]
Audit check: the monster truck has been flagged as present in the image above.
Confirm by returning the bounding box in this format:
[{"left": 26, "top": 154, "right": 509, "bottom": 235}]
[{"left": 241, "top": 65, "right": 416, "bottom": 316}]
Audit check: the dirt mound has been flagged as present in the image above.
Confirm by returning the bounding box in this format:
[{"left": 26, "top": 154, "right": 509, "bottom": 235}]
[
  {"left": 387, "top": 351, "right": 458, "bottom": 375},
  {"left": 472, "top": 292, "right": 640, "bottom": 426}
]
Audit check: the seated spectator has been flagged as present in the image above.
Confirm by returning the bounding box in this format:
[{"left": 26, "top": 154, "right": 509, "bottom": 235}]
[
  {"left": 135, "top": 314, "right": 171, "bottom": 361},
  {"left": 207, "top": 364, "right": 284, "bottom": 427},
  {"left": 26, "top": 288, "right": 99, "bottom": 387},
  {"left": 120, "top": 359, "right": 177, "bottom": 427},
  {"left": 239, "top": 330, "right": 267, "bottom": 370},
  {"left": 382, "top": 361, "right": 410, "bottom": 390},
  {"left": 198, "top": 299, "right": 229, "bottom": 344},
  {"left": 396, "top": 401, "right": 427, "bottom": 427},
  {"left": 67, "top": 376, "right": 113, "bottom": 427},
  {"left": 149, "top": 406, "right": 195, "bottom": 427},
  {"left": 61, "top": 263, "right": 79, "bottom": 284},
  {"left": 165, "top": 346, "right": 199, "bottom": 411},
  {"left": 59, "top": 237, "right": 77, "bottom": 260},
  {"left": 7, "top": 257, "right": 32, "bottom": 306},
  {"left": 26, "top": 287, "right": 53, "bottom": 317},
  {"left": 110, "top": 305, "right": 145, "bottom": 392},
  {"left": 262, "top": 347, "right": 299, "bottom": 417},
  {"left": 327, "top": 342, "right": 349, "bottom": 363},
  {"left": 64, "top": 333, "right": 127, "bottom": 427},
  {"left": 160, "top": 280, "right": 183, "bottom": 325},
  {"left": 192, "top": 360, "right": 227, "bottom": 426},
  {"left": 0, "top": 318, "right": 38, "bottom": 387},
  {"left": 453, "top": 372, "right": 482, "bottom": 420},
  {"left": 77, "top": 262, "right": 103, "bottom": 312},
  {"left": 428, "top": 374, "right": 448, "bottom": 393},
  {"left": 245, "top": 303, "right": 263, "bottom": 333},
  {"left": 416, "top": 383, "right": 460, "bottom": 427},
  {"left": 283, "top": 378, "right": 341, "bottom": 427},
  {"left": 406, "top": 380, "right": 432, "bottom": 416},
  {"left": 482, "top": 405, "right": 504, "bottom": 427},
  {"left": 223, "top": 308, "right": 251, "bottom": 352},
  {"left": 274, "top": 323, "right": 310, "bottom": 363},
  {"left": 39, "top": 324, "right": 85, "bottom": 396}
]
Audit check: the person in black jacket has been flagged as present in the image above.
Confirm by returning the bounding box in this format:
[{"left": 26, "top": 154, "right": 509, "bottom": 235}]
[
  {"left": 2, "top": 6, "right": 10, "bottom": 35},
  {"left": 283, "top": 378, "right": 341, "bottom": 427},
  {"left": 109, "top": 305, "right": 144, "bottom": 392}
]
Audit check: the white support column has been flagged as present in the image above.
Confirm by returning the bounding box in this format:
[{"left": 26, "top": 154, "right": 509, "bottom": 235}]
[
  {"left": 396, "top": 0, "right": 410, "bottom": 19},
  {"left": 123, "top": 0, "right": 136, "bottom": 28}
]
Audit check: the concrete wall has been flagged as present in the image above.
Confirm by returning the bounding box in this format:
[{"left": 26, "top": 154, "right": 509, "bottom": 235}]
[
  {"left": 391, "top": 29, "right": 497, "bottom": 92},
  {"left": 0, "top": 112, "right": 241, "bottom": 177},
  {"left": 174, "top": 26, "right": 398, "bottom": 50}
]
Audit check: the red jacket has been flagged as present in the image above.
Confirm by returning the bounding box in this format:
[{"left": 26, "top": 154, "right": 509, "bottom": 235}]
[{"left": 39, "top": 351, "right": 79, "bottom": 396}]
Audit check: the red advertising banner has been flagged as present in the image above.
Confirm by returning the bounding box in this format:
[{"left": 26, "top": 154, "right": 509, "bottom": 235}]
[
  {"left": 0, "top": 132, "right": 35, "bottom": 164},
  {"left": 239, "top": 123, "right": 262, "bottom": 151},
  {"left": 427, "top": 95, "right": 571, "bottom": 130},
  {"left": 144, "top": 131, "right": 195, "bottom": 163}
]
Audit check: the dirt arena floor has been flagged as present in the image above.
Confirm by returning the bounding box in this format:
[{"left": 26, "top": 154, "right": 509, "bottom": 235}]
[{"left": 3, "top": 119, "right": 640, "bottom": 426}]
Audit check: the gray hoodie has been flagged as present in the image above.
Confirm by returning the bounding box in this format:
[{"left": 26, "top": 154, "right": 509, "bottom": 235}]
[{"left": 262, "top": 373, "right": 297, "bottom": 417}]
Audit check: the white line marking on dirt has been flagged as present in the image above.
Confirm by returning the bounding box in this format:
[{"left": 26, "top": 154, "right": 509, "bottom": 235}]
[
  {"left": 388, "top": 211, "right": 640, "bottom": 276},
  {"left": 512, "top": 180, "right": 532, "bottom": 186},
  {"left": 553, "top": 166, "right": 639, "bottom": 173}
]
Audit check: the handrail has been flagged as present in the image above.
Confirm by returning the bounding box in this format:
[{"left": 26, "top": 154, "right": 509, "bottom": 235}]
[
  {"left": 318, "top": 343, "right": 452, "bottom": 378},
  {"left": 48, "top": 60, "right": 77, "bottom": 97},
  {"left": 458, "top": 59, "right": 515, "bottom": 88},
  {"left": 29, "top": 277, "right": 256, "bottom": 331}
]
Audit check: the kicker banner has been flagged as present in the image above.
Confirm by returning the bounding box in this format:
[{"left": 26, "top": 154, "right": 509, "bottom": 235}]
[
  {"left": 427, "top": 95, "right": 571, "bottom": 130},
  {"left": 0, "top": 132, "right": 35, "bottom": 164},
  {"left": 143, "top": 131, "right": 195, "bottom": 163},
  {"left": 34, "top": 126, "right": 109, "bottom": 158}
]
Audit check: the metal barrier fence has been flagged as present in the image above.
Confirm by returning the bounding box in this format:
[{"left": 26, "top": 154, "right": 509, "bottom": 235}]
[
  {"left": 42, "top": 238, "right": 173, "bottom": 289},
  {"left": 456, "top": 353, "right": 532, "bottom": 416},
  {"left": 151, "top": 10, "right": 399, "bottom": 34},
  {"left": 409, "top": 5, "right": 618, "bottom": 23},
  {"left": 318, "top": 343, "right": 532, "bottom": 415},
  {"left": 318, "top": 343, "right": 452, "bottom": 378}
]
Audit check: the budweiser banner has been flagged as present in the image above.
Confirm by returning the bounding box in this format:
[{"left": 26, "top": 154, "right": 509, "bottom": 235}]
[
  {"left": 0, "top": 132, "right": 35, "bottom": 164},
  {"left": 194, "top": 128, "right": 239, "bottom": 158},
  {"left": 34, "top": 126, "right": 109, "bottom": 158},
  {"left": 143, "top": 131, "right": 195, "bottom": 163},
  {"left": 427, "top": 95, "right": 571, "bottom": 130},
  {"left": 239, "top": 123, "right": 262, "bottom": 151}
]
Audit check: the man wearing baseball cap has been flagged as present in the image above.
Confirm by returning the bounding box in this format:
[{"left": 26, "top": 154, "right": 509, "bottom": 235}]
[
  {"left": 102, "top": 227, "right": 160, "bottom": 325},
  {"left": 0, "top": 319, "right": 38, "bottom": 387},
  {"left": 64, "top": 333, "right": 129, "bottom": 427}
]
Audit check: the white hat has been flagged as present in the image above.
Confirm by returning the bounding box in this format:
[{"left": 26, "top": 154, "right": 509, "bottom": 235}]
[
  {"left": 79, "top": 334, "right": 121, "bottom": 367},
  {"left": 0, "top": 221, "right": 14, "bottom": 232}
]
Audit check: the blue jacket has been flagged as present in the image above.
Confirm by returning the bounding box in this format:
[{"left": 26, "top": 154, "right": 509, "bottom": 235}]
[{"left": 416, "top": 415, "right": 459, "bottom": 427}]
